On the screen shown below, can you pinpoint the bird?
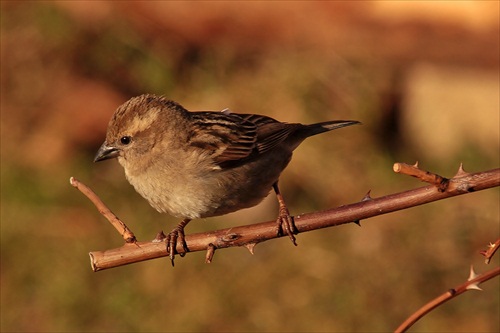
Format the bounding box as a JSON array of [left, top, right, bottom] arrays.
[[94, 94, 360, 265]]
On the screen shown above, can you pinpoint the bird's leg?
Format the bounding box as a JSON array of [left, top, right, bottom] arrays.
[[166, 218, 191, 266], [273, 182, 298, 246]]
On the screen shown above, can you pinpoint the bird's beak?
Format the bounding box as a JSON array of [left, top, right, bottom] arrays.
[[94, 142, 120, 162]]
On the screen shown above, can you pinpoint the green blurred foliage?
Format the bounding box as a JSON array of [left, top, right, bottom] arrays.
[[1, 2, 498, 332]]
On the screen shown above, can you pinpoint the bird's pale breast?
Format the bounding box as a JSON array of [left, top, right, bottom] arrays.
[[121, 145, 291, 219]]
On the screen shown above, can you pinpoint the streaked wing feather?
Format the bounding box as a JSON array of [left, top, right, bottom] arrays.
[[189, 112, 257, 164], [189, 112, 300, 166], [254, 122, 301, 153], [235, 113, 302, 153]]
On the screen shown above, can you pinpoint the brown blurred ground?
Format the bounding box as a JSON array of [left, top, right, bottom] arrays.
[[1, 2, 499, 332]]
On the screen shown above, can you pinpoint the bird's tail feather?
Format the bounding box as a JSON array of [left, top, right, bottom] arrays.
[[304, 120, 361, 137]]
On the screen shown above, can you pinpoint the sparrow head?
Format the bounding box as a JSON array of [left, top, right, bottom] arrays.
[[94, 94, 189, 163]]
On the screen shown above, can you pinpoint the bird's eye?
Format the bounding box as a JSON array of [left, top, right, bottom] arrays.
[[120, 136, 131, 145]]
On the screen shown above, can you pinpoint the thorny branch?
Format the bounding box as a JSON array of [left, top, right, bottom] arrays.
[[70, 177, 136, 243], [390, 163, 500, 332], [480, 238, 500, 264], [395, 263, 500, 332], [70, 163, 500, 271]]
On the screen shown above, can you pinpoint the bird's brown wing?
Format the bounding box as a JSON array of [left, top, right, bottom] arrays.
[[237, 114, 302, 154], [188, 112, 301, 167]]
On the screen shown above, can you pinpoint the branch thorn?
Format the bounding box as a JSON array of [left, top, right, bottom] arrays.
[[454, 163, 469, 178], [205, 243, 216, 263], [244, 242, 257, 255], [152, 230, 167, 242], [466, 283, 483, 291], [361, 190, 372, 201], [465, 266, 484, 290], [353, 190, 371, 226], [468, 265, 479, 281]]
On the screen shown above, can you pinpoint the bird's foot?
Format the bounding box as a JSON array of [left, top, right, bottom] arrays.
[[166, 219, 190, 266], [272, 181, 298, 246], [276, 206, 298, 246]]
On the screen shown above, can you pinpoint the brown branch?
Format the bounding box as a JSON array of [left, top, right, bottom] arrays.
[[480, 238, 500, 264], [71, 165, 500, 271], [393, 161, 450, 191], [395, 266, 500, 333], [69, 177, 136, 243]]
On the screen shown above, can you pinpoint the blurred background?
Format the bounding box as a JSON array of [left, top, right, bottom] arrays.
[[1, 1, 499, 332]]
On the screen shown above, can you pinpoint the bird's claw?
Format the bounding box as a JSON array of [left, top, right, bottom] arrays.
[[276, 207, 298, 246], [166, 227, 189, 266]]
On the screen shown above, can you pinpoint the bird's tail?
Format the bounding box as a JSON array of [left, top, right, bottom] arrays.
[[303, 120, 361, 137]]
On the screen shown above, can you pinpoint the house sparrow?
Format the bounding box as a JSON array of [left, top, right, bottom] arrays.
[[94, 94, 360, 264]]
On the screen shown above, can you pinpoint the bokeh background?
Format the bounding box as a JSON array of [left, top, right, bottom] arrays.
[[1, 1, 499, 332]]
